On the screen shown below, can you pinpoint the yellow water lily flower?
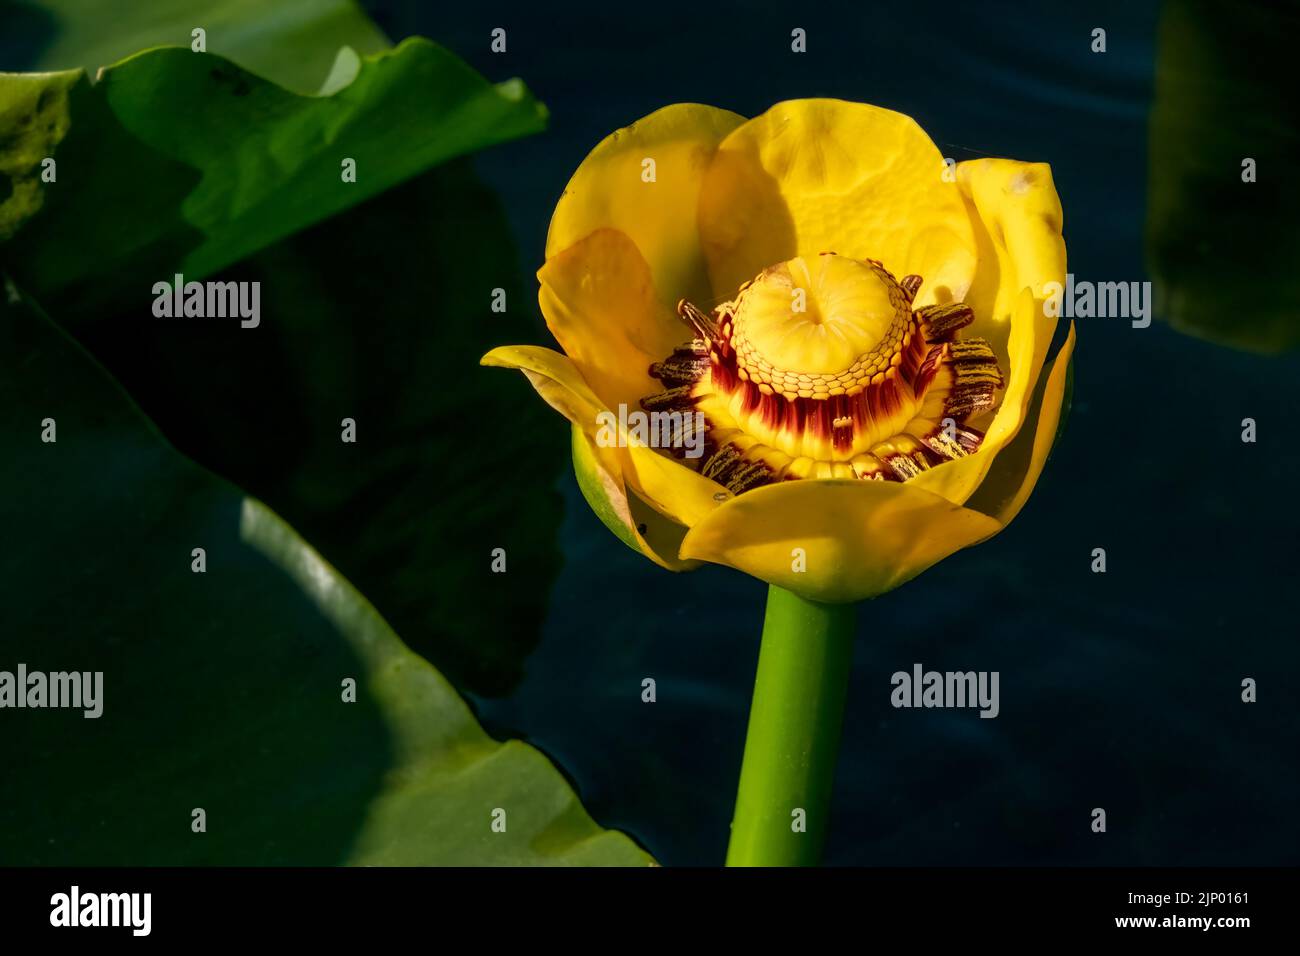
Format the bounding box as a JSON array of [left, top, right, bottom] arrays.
[[483, 99, 1073, 604]]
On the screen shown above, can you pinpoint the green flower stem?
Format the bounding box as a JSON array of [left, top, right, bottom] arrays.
[[726, 585, 856, 867]]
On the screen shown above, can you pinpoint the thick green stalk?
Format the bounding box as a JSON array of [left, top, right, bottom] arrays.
[[726, 585, 856, 867]]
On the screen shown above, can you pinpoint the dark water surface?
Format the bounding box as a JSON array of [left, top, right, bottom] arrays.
[[368, 0, 1300, 865]]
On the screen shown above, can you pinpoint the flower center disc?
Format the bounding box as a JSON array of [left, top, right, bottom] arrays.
[[643, 252, 1004, 494], [733, 255, 907, 383]]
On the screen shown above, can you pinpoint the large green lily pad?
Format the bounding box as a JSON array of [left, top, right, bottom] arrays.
[[0, 25, 564, 696], [0, 282, 650, 866]]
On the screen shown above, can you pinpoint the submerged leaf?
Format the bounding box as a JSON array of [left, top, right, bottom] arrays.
[[1146, 0, 1300, 354]]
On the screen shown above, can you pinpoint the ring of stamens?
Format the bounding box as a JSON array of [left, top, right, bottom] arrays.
[[642, 252, 1003, 495]]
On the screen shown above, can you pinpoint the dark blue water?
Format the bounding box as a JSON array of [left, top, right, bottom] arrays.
[[360, 0, 1300, 864]]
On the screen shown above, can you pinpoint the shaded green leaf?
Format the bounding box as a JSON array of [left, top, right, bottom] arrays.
[[1146, 0, 1300, 354], [0, 282, 650, 866], [0, 37, 547, 318], [3, 18, 562, 695], [0, 0, 392, 93], [74, 161, 567, 697]]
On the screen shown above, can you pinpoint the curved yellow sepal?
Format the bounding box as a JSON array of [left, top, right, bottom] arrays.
[[538, 228, 682, 413], [571, 425, 697, 572], [678, 478, 1002, 604], [957, 157, 1066, 346], [696, 98, 976, 306], [909, 158, 1067, 507], [481, 343, 729, 530], [547, 102, 747, 309], [480, 344, 603, 428], [967, 321, 1076, 524]]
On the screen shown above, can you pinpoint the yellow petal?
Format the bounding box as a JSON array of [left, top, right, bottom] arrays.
[[571, 425, 698, 571], [908, 158, 1067, 507], [537, 228, 682, 413], [678, 479, 1002, 604], [908, 288, 1039, 503], [481, 343, 727, 531], [696, 98, 976, 305], [480, 344, 603, 427], [957, 157, 1066, 351], [621, 442, 729, 529], [966, 322, 1076, 525], [547, 103, 747, 309]]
